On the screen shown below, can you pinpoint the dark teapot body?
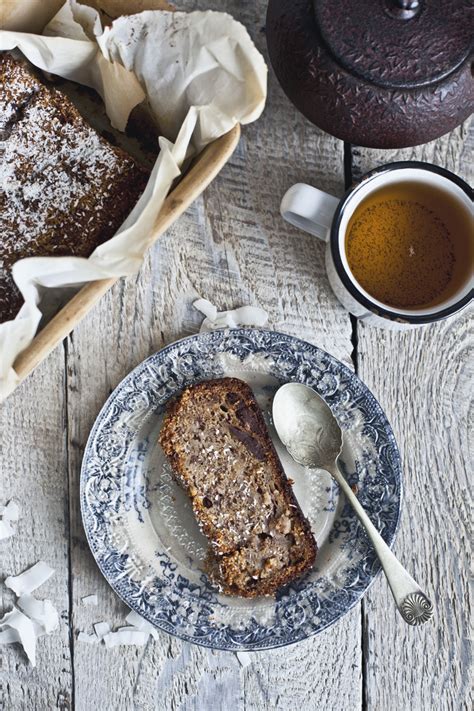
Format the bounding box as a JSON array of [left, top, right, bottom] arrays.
[[266, 0, 473, 148]]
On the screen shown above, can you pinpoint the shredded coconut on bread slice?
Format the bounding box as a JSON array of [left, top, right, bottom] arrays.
[[159, 378, 317, 597]]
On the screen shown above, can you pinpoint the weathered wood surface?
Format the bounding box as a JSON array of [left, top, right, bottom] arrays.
[[0, 352, 73, 710], [0, 1, 472, 709], [352, 121, 473, 711]]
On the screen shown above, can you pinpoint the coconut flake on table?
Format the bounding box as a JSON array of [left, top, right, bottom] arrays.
[[235, 651, 253, 668], [77, 613, 157, 647], [76, 625, 148, 647], [93, 621, 111, 640], [125, 610, 160, 640], [5, 561, 55, 596], [81, 593, 98, 606], [0, 607, 38, 666], [0, 627, 20, 644], [0, 561, 59, 666], [193, 299, 269, 333], [0, 499, 20, 519], [0, 499, 20, 540], [17, 594, 59, 634]]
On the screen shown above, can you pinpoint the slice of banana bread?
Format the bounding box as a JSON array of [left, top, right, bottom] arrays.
[[159, 378, 317, 597]]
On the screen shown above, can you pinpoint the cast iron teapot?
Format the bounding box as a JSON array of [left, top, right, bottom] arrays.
[[266, 0, 473, 148]]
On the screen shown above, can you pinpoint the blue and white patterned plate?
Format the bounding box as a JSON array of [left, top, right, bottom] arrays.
[[81, 329, 402, 650]]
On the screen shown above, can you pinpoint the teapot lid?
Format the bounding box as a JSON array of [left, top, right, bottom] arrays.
[[314, 0, 472, 89]]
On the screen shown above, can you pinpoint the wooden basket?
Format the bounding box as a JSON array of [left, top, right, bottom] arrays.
[[12, 124, 241, 390]]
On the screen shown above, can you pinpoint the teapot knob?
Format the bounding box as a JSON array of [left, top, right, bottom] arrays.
[[385, 0, 421, 19]]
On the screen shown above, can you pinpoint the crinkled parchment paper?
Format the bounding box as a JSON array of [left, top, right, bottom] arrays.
[[0, 0, 267, 399]]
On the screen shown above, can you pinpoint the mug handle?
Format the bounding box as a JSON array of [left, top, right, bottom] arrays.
[[280, 183, 340, 242]]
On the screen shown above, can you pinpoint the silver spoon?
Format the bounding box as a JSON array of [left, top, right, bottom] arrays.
[[272, 382, 434, 625]]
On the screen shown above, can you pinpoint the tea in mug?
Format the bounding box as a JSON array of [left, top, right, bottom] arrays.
[[345, 182, 473, 309]]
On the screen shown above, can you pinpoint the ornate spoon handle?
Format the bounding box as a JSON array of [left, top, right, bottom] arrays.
[[328, 461, 434, 625]]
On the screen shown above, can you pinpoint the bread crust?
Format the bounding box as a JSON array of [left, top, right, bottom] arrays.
[[0, 54, 150, 322], [159, 378, 317, 597]]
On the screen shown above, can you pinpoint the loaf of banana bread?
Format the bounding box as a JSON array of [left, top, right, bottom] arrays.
[[0, 54, 150, 323], [159, 378, 317, 597]]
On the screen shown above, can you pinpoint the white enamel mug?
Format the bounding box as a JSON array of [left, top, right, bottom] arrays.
[[281, 162, 473, 329]]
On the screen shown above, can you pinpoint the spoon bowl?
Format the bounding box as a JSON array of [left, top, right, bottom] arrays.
[[272, 382, 342, 468]]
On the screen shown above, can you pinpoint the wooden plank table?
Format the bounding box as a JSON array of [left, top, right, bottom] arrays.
[[1, 2, 471, 709]]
